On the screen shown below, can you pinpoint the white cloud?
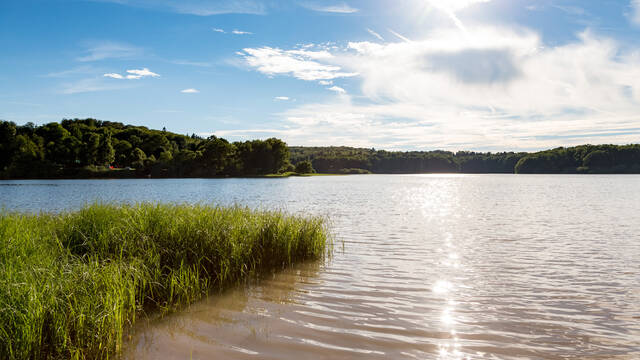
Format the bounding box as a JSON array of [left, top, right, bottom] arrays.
[[302, 2, 359, 13], [327, 86, 346, 94], [103, 73, 124, 79], [366, 28, 384, 41], [214, 28, 253, 35], [274, 96, 290, 101], [632, 0, 640, 25], [89, 0, 266, 16], [318, 80, 333, 85], [181, 88, 199, 93], [126, 68, 160, 78], [240, 26, 640, 150], [77, 41, 142, 62], [103, 68, 160, 80], [241, 46, 358, 81]]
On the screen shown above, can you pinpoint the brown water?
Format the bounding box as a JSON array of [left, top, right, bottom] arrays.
[[2, 175, 639, 359]]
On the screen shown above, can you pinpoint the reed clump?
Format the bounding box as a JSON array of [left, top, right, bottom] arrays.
[[0, 203, 329, 360]]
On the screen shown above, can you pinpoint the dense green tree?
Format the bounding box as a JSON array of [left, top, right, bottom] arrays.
[[98, 131, 115, 166], [200, 136, 234, 175], [130, 148, 147, 169], [295, 160, 315, 174], [0, 121, 17, 170], [82, 133, 101, 165]]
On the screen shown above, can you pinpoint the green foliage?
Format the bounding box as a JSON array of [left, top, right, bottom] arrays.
[[295, 160, 315, 174], [97, 130, 115, 166], [0, 119, 291, 178], [337, 168, 371, 174], [515, 144, 640, 173], [291, 145, 640, 174], [0, 203, 329, 359], [290, 146, 525, 174]]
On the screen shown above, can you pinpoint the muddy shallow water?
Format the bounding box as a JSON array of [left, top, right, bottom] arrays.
[[2, 175, 639, 359]]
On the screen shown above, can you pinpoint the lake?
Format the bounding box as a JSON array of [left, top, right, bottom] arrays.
[[1, 175, 639, 359]]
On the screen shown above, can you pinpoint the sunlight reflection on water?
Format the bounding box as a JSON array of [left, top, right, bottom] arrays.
[[1, 175, 639, 359]]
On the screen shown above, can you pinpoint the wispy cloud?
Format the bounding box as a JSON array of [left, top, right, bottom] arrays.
[[170, 59, 212, 67], [632, 0, 640, 25], [77, 41, 143, 62], [366, 28, 384, 41], [301, 2, 359, 13], [426, 0, 492, 30], [61, 77, 137, 94], [212, 27, 253, 35], [327, 86, 346, 94], [387, 29, 410, 42], [552, 4, 586, 16], [241, 46, 358, 81], [274, 96, 290, 101], [88, 0, 266, 16], [181, 88, 199, 93], [103, 68, 160, 80], [43, 66, 97, 78]]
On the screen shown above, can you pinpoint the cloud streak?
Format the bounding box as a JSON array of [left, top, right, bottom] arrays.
[[366, 28, 384, 41], [302, 2, 359, 13], [632, 0, 640, 25], [89, 0, 266, 15], [77, 41, 143, 62], [213, 28, 253, 34]]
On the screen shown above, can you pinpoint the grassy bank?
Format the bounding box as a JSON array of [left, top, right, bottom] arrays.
[[0, 203, 329, 360]]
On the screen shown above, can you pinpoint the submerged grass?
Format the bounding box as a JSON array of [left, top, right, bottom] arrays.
[[0, 203, 329, 360]]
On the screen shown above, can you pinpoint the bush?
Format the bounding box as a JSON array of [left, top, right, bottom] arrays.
[[294, 160, 315, 174]]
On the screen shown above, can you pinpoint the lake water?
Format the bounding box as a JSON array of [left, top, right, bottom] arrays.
[[2, 175, 639, 359]]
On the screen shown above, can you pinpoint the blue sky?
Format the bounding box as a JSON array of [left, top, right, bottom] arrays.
[[2, 0, 640, 151]]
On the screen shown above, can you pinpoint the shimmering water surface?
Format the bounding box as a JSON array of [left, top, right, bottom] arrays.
[[2, 175, 639, 359]]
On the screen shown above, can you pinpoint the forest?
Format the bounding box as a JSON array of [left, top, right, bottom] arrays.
[[1, 119, 639, 178], [290, 144, 640, 174], [0, 119, 290, 178]]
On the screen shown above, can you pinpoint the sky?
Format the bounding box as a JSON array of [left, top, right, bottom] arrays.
[[1, 0, 640, 151]]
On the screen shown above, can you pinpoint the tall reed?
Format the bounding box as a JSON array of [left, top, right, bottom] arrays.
[[0, 203, 329, 359]]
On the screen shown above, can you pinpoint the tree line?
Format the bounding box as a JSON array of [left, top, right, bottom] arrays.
[[1, 119, 639, 178], [0, 119, 289, 178], [290, 145, 640, 174]]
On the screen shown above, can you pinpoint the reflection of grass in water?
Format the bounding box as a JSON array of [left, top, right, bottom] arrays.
[[0, 203, 329, 360]]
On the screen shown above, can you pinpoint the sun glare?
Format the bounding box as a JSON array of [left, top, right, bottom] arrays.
[[426, 0, 491, 12]]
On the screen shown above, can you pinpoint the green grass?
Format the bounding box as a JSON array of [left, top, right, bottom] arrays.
[[0, 203, 329, 360]]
